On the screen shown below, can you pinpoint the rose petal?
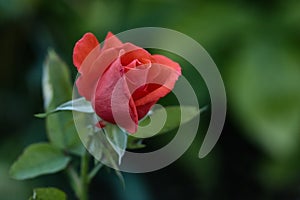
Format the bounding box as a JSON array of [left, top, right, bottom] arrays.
[[123, 57, 180, 119], [152, 54, 181, 74], [132, 84, 160, 103], [73, 32, 99, 70], [102, 32, 123, 51], [76, 43, 144, 100], [76, 48, 120, 100], [136, 100, 156, 119], [121, 49, 152, 66], [134, 62, 181, 107], [93, 57, 138, 133]]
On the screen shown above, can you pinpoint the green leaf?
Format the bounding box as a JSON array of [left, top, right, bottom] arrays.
[[55, 97, 94, 112], [126, 136, 145, 150], [132, 106, 201, 139], [29, 187, 66, 200], [10, 143, 71, 180], [105, 124, 128, 165], [73, 112, 124, 184], [42, 49, 83, 156], [35, 97, 94, 118], [76, 116, 120, 167]]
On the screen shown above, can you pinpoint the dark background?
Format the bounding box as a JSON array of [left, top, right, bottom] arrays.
[[1, 0, 300, 199]]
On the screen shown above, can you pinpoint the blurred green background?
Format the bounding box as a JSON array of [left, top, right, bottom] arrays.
[[1, 0, 300, 199]]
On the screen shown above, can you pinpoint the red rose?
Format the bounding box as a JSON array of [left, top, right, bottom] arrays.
[[73, 32, 181, 133]]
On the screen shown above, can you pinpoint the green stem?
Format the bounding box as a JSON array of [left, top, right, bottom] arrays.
[[88, 162, 103, 182], [66, 165, 81, 199], [80, 150, 90, 200]]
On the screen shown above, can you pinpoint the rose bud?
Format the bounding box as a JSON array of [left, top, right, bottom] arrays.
[[73, 32, 181, 133]]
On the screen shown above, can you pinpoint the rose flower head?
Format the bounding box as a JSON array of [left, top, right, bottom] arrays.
[[73, 32, 181, 133]]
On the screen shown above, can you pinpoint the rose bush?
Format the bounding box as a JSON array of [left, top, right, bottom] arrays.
[[73, 32, 181, 133]]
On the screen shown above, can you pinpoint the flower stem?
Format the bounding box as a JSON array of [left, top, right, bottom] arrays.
[[79, 149, 90, 200], [88, 162, 103, 182], [66, 165, 81, 199]]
